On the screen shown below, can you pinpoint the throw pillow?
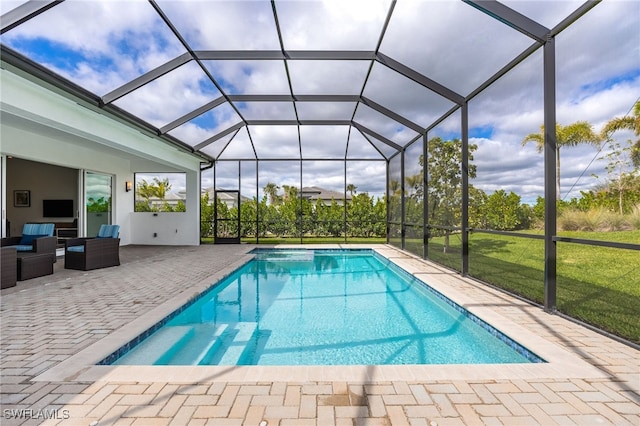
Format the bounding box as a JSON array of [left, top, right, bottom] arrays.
[[19, 234, 48, 245]]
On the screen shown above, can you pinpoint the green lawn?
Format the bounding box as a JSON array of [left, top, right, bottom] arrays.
[[426, 230, 639, 344]]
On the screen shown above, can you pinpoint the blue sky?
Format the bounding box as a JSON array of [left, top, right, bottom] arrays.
[[1, 0, 638, 201]]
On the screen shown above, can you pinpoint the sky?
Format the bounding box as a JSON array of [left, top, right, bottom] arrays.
[[1, 0, 639, 203]]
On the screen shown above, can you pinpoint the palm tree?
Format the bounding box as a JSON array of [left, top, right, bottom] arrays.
[[601, 100, 640, 167], [521, 121, 602, 199], [263, 182, 279, 205], [405, 174, 422, 198], [153, 177, 171, 200], [282, 185, 298, 200], [136, 179, 155, 202], [388, 180, 402, 196], [346, 184, 357, 197]]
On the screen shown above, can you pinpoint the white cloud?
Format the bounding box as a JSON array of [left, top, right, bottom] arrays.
[[276, 0, 391, 50], [113, 61, 224, 127], [288, 60, 371, 95], [4, 1, 186, 94], [157, 0, 281, 50], [379, 0, 534, 96]]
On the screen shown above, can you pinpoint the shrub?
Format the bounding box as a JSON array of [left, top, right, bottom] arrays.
[[600, 210, 628, 231], [628, 205, 640, 230], [558, 207, 635, 231], [558, 208, 583, 231], [582, 208, 607, 231]]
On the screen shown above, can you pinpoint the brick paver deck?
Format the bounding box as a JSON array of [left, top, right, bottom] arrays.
[[1, 244, 638, 425]]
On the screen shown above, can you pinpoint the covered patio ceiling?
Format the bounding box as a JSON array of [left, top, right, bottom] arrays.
[[1, 0, 597, 163]]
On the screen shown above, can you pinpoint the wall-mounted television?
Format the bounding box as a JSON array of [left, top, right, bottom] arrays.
[[43, 199, 74, 218]]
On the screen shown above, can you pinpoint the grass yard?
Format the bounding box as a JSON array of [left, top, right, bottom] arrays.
[[426, 230, 639, 344]]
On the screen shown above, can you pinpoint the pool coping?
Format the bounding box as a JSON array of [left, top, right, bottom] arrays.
[[34, 244, 609, 383]]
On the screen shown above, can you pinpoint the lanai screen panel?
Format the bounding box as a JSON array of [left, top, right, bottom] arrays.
[[388, 154, 403, 249], [379, 0, 535, 96], [156, 0, 282, 50], [215, 128, 257, 160], [554, 1, 639, 202], [296, 102, 358, 122], [501, 0, 586, 29], [112, 61, 223, 129], [353, 104, 420, 145], [202, 60, 292, 95], [302, 161, 345, 197], [426, 110, 462, 272], [468, 50, 544, 209], [168, 105, 243, 148], [346, 130, 387, 160], [404, 139, 424, 258], [300, 126, 349, 159], [240, 161, 259, 239], [275, 0, 392, 50], [236, 102, 297, 121], [364, 63, 456, 127], [251, 125, 300, 159], [553, 1, 640, 334], [288, 60, 372, 95]]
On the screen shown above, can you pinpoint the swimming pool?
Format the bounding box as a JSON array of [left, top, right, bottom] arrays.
[[105, 249, 543, 366]]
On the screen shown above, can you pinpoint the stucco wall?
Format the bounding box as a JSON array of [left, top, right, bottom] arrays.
[[1, 66, 203, 245]]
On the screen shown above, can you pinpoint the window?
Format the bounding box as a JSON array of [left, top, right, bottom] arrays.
[[134, 173, 186, 212]]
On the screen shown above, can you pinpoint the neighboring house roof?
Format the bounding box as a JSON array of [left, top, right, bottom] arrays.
[[202, 188, 250, 203], [163, 192, 185, 201], [299, 186, 352, 202]]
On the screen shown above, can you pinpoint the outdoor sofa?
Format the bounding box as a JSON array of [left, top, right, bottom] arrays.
[[1, 224, 57, 283]]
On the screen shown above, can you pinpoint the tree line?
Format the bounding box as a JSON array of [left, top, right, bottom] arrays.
[[200, 101, 639, 239], [201, 189, 386, 239]]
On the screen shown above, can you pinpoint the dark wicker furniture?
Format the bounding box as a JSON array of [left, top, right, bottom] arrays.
[[1, 247, 17, 289], [64, 237, 121, 271], [17, 253, 54, 281], [1, 223, 57, 263]]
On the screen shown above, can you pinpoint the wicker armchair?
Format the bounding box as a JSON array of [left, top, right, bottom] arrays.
[[1, 223, 57, 263], [64, 225, 120, 271]]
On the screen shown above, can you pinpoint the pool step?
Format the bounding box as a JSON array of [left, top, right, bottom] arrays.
[[217, 322, 258, 365], [164, 324, 228, 365], [257, 250, 314, 262], [114, 326, 194, 365]]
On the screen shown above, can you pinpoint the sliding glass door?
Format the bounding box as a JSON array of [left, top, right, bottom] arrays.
[[85, 171, 112, 236]]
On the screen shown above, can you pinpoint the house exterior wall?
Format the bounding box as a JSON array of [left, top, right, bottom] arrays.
[[0, 67, 203, 245]]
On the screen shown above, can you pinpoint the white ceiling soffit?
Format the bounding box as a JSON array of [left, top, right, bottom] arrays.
[[0, 0, 598, 162]]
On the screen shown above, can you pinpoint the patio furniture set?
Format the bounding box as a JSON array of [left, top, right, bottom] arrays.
[[1, 223, 120, 289]]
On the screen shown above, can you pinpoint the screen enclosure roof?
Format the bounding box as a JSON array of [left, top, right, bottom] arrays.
[[0, 0, 598, 163]]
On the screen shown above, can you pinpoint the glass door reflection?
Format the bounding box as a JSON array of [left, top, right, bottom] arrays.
[[85, 171, 112, 236]]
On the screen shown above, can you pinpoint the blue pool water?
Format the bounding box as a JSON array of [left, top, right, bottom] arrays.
[[107, 249, 543, 366]]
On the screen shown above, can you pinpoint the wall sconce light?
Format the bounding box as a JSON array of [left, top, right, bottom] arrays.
[[125, 181, 132, 192]]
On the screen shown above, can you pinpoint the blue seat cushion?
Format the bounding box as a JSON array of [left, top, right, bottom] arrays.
[[97, 225, 120, 238], [23, 223, 54, 237], [15, 244, 35, 252], [19, 234, 48, 245], [66, 245, 85, 253]]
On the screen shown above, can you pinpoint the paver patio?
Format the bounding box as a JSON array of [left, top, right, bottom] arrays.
[[1, 244, 638, 425]]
